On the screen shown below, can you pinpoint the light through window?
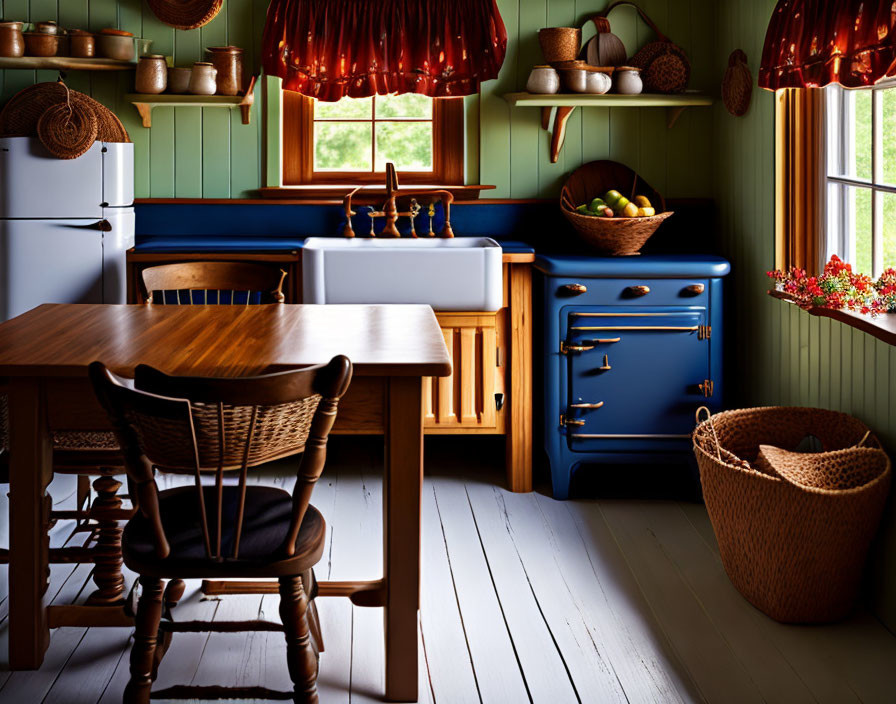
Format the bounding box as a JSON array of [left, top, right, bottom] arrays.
[[825, 82, 896, 277], [313, 94, 433, 174]]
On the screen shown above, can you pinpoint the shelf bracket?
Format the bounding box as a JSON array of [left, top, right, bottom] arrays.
[[546, 105, 577, 163], [666, 106, 686, 129], [239, 74, 257, 125], [133, 102, 152, 128]]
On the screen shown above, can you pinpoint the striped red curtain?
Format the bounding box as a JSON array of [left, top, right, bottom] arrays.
[[759, 0, 896, 89], [262, 0, 507, 101]]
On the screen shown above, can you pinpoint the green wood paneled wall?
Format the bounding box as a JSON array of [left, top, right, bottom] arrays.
[[0, 0, 717, 199], [0, 0, 270, 198], [715, 0, 896, 632]]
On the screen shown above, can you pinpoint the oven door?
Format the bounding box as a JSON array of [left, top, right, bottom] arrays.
[[561, 306, 710, 453]]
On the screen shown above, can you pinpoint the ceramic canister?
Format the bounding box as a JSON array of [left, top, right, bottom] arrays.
[[167, 67, 192, 94], [205, 46, 244, 96], [584, 70, 612, 94], [189, 61, 217, 95], [615, 66, 643, 95], [526, 65, 560, 94], [0, 21, 25, 58], [68, 30, 95, 59], [135, 54, 167, 94]]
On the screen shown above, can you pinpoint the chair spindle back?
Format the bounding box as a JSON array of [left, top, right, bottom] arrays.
[[89, 357, 352, 561], [139, 262, 288, 305]]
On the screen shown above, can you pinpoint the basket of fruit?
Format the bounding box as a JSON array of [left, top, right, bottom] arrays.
[[560, 160, 673, 255]]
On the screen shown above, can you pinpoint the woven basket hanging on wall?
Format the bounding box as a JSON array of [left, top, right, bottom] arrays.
[[37, 89, 98, 160], [722, 49, 753, 116], [146, 0, 224, 31]]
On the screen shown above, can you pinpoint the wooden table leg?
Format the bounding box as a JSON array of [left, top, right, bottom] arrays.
[[8, 377, 52, 669], [383, 376, 423, 702], [507, 264, 533, 493]]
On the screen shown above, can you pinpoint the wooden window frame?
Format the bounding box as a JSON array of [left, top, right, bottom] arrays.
[[282, 93, 464, 186]]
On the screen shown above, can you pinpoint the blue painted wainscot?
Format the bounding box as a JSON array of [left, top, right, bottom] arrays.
[[534, 254, 731, 499]]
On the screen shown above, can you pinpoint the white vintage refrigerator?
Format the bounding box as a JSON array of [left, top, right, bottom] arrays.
[[0, 136, 135, 322]]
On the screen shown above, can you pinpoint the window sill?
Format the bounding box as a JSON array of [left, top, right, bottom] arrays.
[[769, 290, 896, 346], [257, 184, 495, 203]]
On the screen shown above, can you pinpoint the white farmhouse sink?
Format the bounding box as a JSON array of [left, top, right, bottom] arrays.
[[302, 237, 503, 311]]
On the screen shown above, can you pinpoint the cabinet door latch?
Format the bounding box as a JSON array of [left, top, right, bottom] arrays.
[[698, 380, 714, 397], [560, 341, 595, 354], [698, 325, 712, 340], [560, 414, 586, 428]]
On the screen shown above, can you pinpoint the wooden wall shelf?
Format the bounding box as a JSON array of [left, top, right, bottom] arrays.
[[126, 75, 256, 128], [769, 289, 896, 347], [503, 91, 715, 162], [0, 56, 136, 71]]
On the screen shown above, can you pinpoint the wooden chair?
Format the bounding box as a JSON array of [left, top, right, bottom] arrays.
[[89, 355, 352, 704], [139, 261, 288, 305]]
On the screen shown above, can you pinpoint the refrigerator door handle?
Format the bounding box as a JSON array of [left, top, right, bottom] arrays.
[[64, 219, 112, 232]]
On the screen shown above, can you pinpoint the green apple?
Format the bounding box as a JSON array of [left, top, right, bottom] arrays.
[[612, 195, 630, 214], [603, 190, 623, 209], [589, 197, 607, 212], [576, 204, 590, 214]]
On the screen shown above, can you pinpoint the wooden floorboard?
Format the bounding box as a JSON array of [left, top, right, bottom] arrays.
[[0, 439, 895, 703]]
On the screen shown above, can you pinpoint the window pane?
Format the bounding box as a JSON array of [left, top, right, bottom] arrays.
[[375, 122, 432, 171], [375, 93, 432, 119], [850, 90, 872, 180], [884, 192, 896, 270], [315, 96, 373, 120], [882, 88, 896, 186], [851, 186, 873, 274], [314, 122, 372, 171]]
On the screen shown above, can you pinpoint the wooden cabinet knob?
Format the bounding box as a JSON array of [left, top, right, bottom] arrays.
[[683, 283, 705, 296], [624, 285, 650, 297], [560, 283, 587, 295]]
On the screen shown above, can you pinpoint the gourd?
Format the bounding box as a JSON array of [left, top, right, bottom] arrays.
[[585, 17, 627, 67]]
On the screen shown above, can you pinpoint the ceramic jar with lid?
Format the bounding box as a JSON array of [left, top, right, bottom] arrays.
[[189, 62, 217, 95], [526, 65, 560, 94], [23, 31, 57, 57], [615, 66, 643, 95], [0, 21, 24, 58], [33, 21, 58, 35], [206, 46, 244, 96], [584, 70, 612, 94], [68, 30, 95, 58], [135, 54, 167, 94]]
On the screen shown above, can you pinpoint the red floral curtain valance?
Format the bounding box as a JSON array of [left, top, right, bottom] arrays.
[[262, 0, 507, 101], [759, 0, 896, 90]]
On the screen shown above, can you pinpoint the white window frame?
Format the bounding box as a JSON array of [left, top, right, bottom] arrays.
[[825, 80, 896, 277]]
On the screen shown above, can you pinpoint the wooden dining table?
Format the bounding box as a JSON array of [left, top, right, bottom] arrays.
[[0, 302, 451, 702]]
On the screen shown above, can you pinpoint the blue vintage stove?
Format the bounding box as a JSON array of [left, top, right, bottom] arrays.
[[534, 254, 731, 499]]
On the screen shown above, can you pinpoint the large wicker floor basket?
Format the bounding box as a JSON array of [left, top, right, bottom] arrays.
[[693, 406, 892, 623]]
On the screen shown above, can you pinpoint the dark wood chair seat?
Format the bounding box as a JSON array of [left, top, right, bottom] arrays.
[[123, 485, 325, 579]]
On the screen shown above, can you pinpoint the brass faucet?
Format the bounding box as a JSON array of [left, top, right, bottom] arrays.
[[342, 163, 454, 238]]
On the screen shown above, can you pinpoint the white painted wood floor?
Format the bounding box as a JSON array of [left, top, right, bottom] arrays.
[[1, 436, 895, 703]]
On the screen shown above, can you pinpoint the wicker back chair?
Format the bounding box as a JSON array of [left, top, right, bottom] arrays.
[[89, 356, 352, 704], [139, 261, 287, 305]]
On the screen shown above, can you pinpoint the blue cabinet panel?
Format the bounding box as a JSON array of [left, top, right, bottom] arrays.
[[537, 255, 730, 499]]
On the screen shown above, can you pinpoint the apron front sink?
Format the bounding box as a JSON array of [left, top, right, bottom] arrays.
[[302, 237, 503, 311]]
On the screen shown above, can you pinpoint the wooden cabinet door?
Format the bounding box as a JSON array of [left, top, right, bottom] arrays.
[[424, 312, 504, 431]]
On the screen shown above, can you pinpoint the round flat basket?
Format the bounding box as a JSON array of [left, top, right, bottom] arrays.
[[37, 101, 98, 160], [80, 94, 131, 143], [147, 0, 224, 30], [560, 160, 673, 255]]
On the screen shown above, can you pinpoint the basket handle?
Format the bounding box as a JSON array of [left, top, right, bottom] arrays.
[[596, 1, 670, 43], [695, 406, 722, 461]]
